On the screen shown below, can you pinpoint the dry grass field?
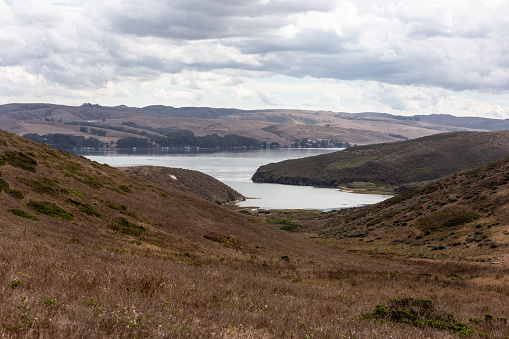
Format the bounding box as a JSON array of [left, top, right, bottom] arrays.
[[1, 129, 509, 338], [2, 219, 509, 338]]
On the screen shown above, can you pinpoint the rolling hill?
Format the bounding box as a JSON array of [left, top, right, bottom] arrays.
[[119, 166, 245, 205], [252, 130, 509, 193], [1, 129, 509, 338], [0, 103, 489, 148], [300, 152, 509, 263]]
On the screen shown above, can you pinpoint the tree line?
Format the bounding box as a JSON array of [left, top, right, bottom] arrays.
[[22, 133, 105, 150]]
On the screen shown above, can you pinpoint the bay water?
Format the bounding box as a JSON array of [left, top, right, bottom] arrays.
[[81, 148, 391, 210]]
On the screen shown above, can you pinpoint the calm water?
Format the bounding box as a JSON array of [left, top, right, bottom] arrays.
[[81, 148, 391, 210]]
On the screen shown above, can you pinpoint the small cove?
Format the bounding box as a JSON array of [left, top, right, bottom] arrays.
[[81, 148, 391, 210]]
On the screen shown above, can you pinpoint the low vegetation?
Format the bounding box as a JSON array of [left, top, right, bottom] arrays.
[[67, 199, 101, 217], [26, 201, 75, 221], [0, 150, 38, 172], [363, 298, 474, 336], [7, 208, 39, 221], [110, 217, 147, 236]]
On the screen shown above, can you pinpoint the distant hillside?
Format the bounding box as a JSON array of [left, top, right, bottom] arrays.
[[0, 103, 486, 148], [302, 153, 509, 261], [119, 166, 244, 205], [252, 130, 509, 193], [415, 114, 509, 131]]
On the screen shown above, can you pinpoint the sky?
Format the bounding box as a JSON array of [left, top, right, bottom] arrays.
[[1, 0, 509, 118]]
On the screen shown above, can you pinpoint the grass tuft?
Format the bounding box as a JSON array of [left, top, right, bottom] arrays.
[[7, 208, 39, 221], [417, 208, 481, 232], [67, 199, 101, 217], [363, 298, 474, 335], [26, 201, 74, 220], [110, 217, 147, 236], [0, 151, 37, 172]]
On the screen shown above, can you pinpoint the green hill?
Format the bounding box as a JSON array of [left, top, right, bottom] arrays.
[[253, 130, 509, 193]]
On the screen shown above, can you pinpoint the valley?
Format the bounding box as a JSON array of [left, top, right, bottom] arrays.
[[1, 123, 509, 337]]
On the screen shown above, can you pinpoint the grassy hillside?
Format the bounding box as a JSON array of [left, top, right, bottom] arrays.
[[1, 129, 509, 337], [0, 103, 478, 148], [300, 153, 509, 262], [253, 130, 509, 193], [119, 166, 245, 205]]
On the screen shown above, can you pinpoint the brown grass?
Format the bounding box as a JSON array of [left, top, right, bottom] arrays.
[[1, 129, 509, 338], [2, 216, 509, 338]]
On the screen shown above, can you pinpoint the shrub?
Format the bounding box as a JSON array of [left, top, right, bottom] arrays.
[[110, 217, 147, 236], [7, 209, 39, 221], [119, 185, 132, 193], [107, 203, 120, 210], [26, 201, 74, 221], [0, 151, 37, 172], [6, 189, 24, 199], [417, 208, 481, 232], [0, 178, 9, 191], [74, 174, 103, 189], [67, 199, 101, 217], [61, 188, 84, 199], [363, 298, 473, 335]]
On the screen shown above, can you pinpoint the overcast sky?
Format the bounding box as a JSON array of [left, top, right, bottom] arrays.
[[1, 0, 509, 118]]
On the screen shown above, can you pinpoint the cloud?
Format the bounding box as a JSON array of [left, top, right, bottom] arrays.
[[102, 0, 335, 40], [0, 0, 508, 117], [258, 92, 285, 106], [300, 91, 342, 112], [231, 85, 257, 102], [365, 83, 451, 111], [150, 88, 202, 104]]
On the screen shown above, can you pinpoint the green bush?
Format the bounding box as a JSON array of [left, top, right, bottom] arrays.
[[7, 209, 39, 221], [6, 190, 24, 199], [0, 178, 9, 191], [67, 199, 101, 217], [363, 298, 473, 335], [417, 208, 481, 232], [110, 217, 147, 236], [0, 151, 37, 172], [26, 201, 74, 221], [107, 203, 120, 210], [61, 188, 84, 199], [118, 185, 132, 193]]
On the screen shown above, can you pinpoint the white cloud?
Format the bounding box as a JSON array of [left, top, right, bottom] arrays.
[[300, 91, 342, 112], [0, 0, 507, 118], [150, 88, 202, 105], [231, 85, 257, 102], [259, 92, 285, 106], [365, 83, 451, 111]]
